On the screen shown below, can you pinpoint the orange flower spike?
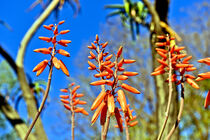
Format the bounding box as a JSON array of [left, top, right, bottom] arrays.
[[121, 83, 140, 94], [60, 30, 70, 34], [118, 75, 128, 80], [52, 57, 60, 69], [60, 99, 70, 104], [60, 88, 68, 93], [91, 91, 107, 110], [57, 49, 70, 57], [157, 51, 167, 59], [33, 60, 48, 72], [60, 95, 69, 99], [88, 61, 96, 69], [34, 48, 52, 54], [198, 72, 210, 79], [122, 71, 139, 76], [204, 90, 210, 109], [129, 121, 138, 127], [123, 59, 136, 64], [90, 80, 106, 86], [151, 69, 165, 76], [91, 101, 106, 125], [63, 104, 72, 111], [59, 60, 70, 76], [102, 41, 108, 48], [89, 51, 96, 59], [115, 107, 123, 132], [100, 104, 108, 125], [105, 54, 113, 61], [72, 85, 80, 94], [117, 46, 123, 58], [186, 78, 199, 89], [117, 90, 128, 112], [43, 25, 52, 30], [39, 36, 52, 42]]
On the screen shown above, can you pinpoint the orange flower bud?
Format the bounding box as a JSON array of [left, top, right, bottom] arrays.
[[53, 26, 58, 35], [118, 67, 125, 71], [74, 107, 84, 113], [60, 89, 68, 93], [90, 80, 106, 86], [36, 64, 47, 76], [58, 40, 71, 44], [155, 42, 166, 47], [151, 69, 165, 76], [39, 36, 52, 42], [107, 63, 115, 68], [157, 51, 167, 59], [59, 60, 70, 76], [75, 93, 84, 98], [52, 57, 60, 69], [33, 60, 48, 72], [102, 41, 108, 48], [81, 109, 89, 116], [98, 51, 103, 61], [58, 20, 65, 25], [117, 90, 127, 112], [185, 67, 196, 72], [108, 94, 115, 115], [154, 65, 165, 72], [117, 46, 123, 58], [60, 30, 70, 34], [204, 90, 210, 109], [117, 58, 124, 67], [60, 95, 69, 99], [123, 59, 136, 64], [100, 104, 107, 125], [60, 99, 70, 104], [57, 49, 70, 57], [105, 66, 113, 74], [186, 78, 199, 89], [121, 83, 140, 94], [182, 56, 192, 63], [198, 72, 210, 79], [72, 85, 80, 94], [118, 75, 128, 80], [105, 54, 113, 61], [88, 61, 96, 69], [177, 54, 187, 59], [91, 91, 107, 110], [96, 34, 99, 42], [195, 77, 206, 81], [43, 25, 52, 30], [174, 46, 185, 52], [94, 72, 109, 78], [175, 63, 190, 68], [78, 100, 87, 105], [184, 74, 196, 79], [157, 35, 165, 39], [157, 59, 168, 66], [91, 101, 106, 125], [91, 43, 97, 49], [122, 71, 138, 76], [89, 51, 96, 59], [155, 48, 167, 53], [115, 107, 123, 132], [129, 121, 138, 127], [63, 104, 71, 111]]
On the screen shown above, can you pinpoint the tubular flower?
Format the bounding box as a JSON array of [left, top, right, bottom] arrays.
[[151, 35, 199, 89], [32, 20, 70, 76], [196, 57, 210, 108], [60, 83, 89, 116], [88, 34, 141, 129]]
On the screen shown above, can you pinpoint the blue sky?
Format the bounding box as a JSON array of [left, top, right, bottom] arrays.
[[0, 0, 207, 139]]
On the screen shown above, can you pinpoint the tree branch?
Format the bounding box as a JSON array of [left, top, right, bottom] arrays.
[[0, 93, 36, 140]]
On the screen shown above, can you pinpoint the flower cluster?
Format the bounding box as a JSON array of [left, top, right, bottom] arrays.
[[151, 35, 199, 89], [88, 35, 140, 131], [196, 57, 210, 108], [60, 82, 89, 116], [32, 20, 70, 76]]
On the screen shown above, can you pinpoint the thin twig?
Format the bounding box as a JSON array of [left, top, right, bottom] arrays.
[[157, 38, 173, 140], [166, 80, 184, 139], [102, 113, 111, 140], [69, 87, 75, 140], [24, 60, 53, 140], [124, 114, 130, 140]]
